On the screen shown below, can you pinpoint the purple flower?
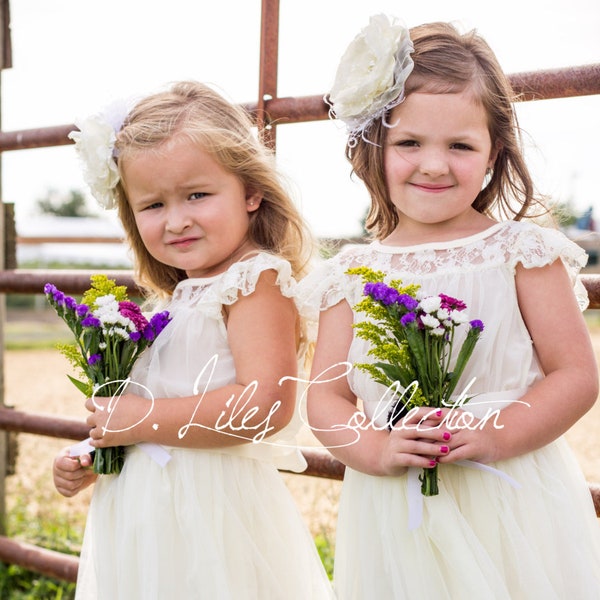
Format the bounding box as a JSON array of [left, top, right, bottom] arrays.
[[81, 315, 102, 328], [400, 312, 417, 326], [439, 294, 467, 311], [129, 331, 142, 342], [119, 300, 148, 332], [76, 304, 90, 317], [138, 311, 172, 342], [143, 328, 156, 341], [148, 311, 172, 336], [364, 282, 400, 306], [44, 283, 57, 295], [397, 294, 419, 310], [65, 296, 77, 311], [88, 354, 102, 365], [470, 319, 484, 332], [52, 289, 66, 306]]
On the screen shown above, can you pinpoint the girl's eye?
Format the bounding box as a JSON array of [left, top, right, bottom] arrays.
[[393, 139, 419, 148], [451, 142, 473, 151], [144, 201, 163, 210], [189, 192, 207, 200]]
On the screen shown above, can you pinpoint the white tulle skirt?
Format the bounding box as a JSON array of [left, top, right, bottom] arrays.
[[333, 437, 600, 600], [75, 445, 333, 599]]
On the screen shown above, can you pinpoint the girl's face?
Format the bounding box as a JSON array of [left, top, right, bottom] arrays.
[[383, 90, 497, 243], [123, 135, 262, 278]]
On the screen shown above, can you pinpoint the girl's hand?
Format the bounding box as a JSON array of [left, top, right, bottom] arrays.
[[53, 447, 97, 497], [377, 407, 453, 476], [85, 393, 151, 448], [435, 409, 502, 464]]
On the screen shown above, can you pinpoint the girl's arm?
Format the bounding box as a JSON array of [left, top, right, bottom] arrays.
[[307, 298, 450, 476], [85, 269, 299, 449], [439, 258, 599, 464]]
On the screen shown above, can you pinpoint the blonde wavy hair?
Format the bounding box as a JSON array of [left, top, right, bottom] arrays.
[[113, 81, 314, 298], [346, 21, 548, 240]]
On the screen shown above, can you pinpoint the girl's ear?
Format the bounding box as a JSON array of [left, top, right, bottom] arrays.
[[246, 190, 263, 213], [488, 143, 501, 169]]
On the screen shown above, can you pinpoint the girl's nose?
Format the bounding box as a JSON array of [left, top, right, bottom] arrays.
[[419, 149, 449, 177], [165, 206, 192, 233]]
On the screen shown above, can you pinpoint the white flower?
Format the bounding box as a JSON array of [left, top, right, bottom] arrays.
[[68, 99, 130, 210], [93, 295, 127, 326], [429, 327, 446, 337], [327, 14, 414, 143], [450, 310, 469, 325], [419, 296, 442, 314], [437, 308, 451, 321], [112, 327, 131, 340], [420, 314, 440, 330]]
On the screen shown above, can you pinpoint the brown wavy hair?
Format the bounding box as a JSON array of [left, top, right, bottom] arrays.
[[345, 21, 548, 240], [113, 81, 314, 298]]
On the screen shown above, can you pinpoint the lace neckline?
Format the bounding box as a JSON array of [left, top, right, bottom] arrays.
[[173, 251, 266, 290], [176, 273, 222, 288], [370, 222, 505, 254]]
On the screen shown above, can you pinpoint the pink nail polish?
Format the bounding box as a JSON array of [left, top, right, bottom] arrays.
[[429, 459, 437, 467], [443, 431, 451, 441], [440, 445, 449, 454], [435, 409, 443, 417]]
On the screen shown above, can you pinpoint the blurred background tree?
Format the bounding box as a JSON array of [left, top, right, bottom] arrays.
[[35, 189, 94, 218]]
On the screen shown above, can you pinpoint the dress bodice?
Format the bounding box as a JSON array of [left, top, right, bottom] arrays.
[[297, 221, 588, 424], [129, 252, 307, 471]]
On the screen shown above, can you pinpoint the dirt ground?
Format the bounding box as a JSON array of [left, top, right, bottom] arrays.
[[3, 323, 600, 541]]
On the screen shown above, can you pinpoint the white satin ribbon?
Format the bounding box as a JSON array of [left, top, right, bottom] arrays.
[[69, 438, 172, 468], [407, 460, 521, 530]]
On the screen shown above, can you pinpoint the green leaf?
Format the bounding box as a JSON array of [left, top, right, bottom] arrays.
[[373, 361, 414, 388], [67, 374, 92, 395], [444, 328, 482, 399]]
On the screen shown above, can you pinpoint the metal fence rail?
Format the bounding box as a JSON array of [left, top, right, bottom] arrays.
[[0, 0, 599, 587]]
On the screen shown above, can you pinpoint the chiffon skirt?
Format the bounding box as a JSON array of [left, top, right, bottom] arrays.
[[333, 437, 600, 599], [75, 446, 333, 599]]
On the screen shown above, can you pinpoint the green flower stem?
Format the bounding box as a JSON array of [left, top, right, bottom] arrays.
[[91, 393, 126, 475], [421, 464, 439, 496], [93, 445, 126, 475]]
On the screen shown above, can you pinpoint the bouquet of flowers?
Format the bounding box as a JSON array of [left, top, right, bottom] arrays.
[[348, 266, 484, 496], [44, 274, 171, 475]]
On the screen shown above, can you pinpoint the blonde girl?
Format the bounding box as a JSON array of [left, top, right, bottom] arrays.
[[53, 81, 333, 599]]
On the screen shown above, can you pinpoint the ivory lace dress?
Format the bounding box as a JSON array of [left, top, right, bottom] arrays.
[[298, 220, 600, 600], [74, 253, 333, 600]]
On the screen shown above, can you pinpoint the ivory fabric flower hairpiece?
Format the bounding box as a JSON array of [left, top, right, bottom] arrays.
[[68, 99, 130, 210], [325, 14, 414, 145]]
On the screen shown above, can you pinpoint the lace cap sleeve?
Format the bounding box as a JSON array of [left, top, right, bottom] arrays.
[[197, 253, 296, 320], [508, 221, 590, 309], [296, 245, 369, 322]]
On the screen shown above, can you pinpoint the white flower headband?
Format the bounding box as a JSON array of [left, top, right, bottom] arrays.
[[325, 14, 414, 146], [68, 99, 131, 210]]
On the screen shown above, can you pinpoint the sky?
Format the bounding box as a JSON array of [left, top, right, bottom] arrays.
[[1, 0, 599, 241]]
